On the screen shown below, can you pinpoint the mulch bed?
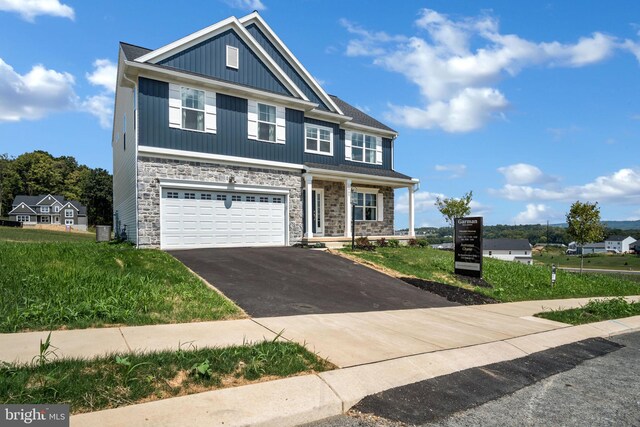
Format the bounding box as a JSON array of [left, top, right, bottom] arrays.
[[400, 277, 498, 305]]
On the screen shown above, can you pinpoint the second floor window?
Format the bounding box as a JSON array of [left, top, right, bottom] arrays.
[[65, 209, 74, 218], [352, 133, 377, 164], [258, 103, 276, 142], [40, 206, 49, 213], [182, 87, 205, 131], [305, 124, 333, 155]]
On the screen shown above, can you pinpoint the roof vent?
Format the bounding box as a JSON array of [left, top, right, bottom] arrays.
[[226, 45, 239, 69]]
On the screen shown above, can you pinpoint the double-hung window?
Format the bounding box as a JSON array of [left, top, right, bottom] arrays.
[[65, 209, 74, 218], [40, 206, 49, 213], [305, 124, 333, 155], [181, 87, 205, 131], [54, 206, 60, 213], [351, 133, 377, 164], [353, 192, 378, 221], [257, 103, 276, 142]]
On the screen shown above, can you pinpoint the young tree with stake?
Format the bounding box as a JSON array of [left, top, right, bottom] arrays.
[[435, 191, 473, 242]]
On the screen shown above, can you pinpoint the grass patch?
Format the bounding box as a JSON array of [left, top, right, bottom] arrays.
[[0, 227, 95, 243], [0, 340, 333, 414], [0, 241, 242, 332], [536, 297, 640, 325], [533, 247, 640, 271], [343, 247, 640, 302]]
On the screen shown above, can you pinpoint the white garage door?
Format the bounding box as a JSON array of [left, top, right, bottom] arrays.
[[161, 188, 286, 249]]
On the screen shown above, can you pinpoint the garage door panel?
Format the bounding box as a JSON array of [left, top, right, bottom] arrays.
[[161, 189, 286, 249]]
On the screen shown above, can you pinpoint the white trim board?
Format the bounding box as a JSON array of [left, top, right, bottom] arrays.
[[159, 179, 291, 195], [134, 16, 308, 102], [8, 202, 37, 215], [138, 145, 304, 172], [239, 12, 343, 115]]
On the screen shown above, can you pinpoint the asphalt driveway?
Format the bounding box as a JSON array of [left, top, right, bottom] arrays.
[[169, 247, 457, 317]]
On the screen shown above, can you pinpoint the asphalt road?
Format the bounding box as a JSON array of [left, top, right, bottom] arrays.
[[169, 247, 457, 317], [305, 331, 640, 427]]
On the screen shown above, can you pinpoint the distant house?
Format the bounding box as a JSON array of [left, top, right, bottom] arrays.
[[579, 242, 606, 255], [8, 194, 87, 231], [604, 235, 636, 254], [483, 238, 532, 265], [430, 242, 454, 250]]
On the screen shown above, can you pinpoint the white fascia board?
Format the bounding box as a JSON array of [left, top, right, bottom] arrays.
[[8, 203, 37, 215], [341, 122, 398, 139], [36, 194, 59, 205], [304, 167, 418, 187], [134, 17, 308, 101], [239, 12, 344, 115], [305, 109, 352, 124], [138, 146, 304, 172], [61, 202, 80, 211], [126, 60, 318, 112], [159, 179, 290, 195]]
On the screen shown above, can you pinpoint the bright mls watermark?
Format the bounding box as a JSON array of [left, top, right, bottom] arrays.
[[2, 405, 69, 426]]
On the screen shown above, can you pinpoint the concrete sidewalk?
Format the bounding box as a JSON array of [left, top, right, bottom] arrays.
[[2, 296, 639, 367]]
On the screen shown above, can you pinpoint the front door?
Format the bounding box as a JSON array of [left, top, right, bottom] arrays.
[[313, 189, 324, 236]]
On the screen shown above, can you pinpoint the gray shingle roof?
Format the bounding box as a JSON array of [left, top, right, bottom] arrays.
[[12, 195, 86, 216], [329, 95, 396, 133], [484, 238, 532, 251], [120, 42, 152, 61], [304, 162, 412, 180]]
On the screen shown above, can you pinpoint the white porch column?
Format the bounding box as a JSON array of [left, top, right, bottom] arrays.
[[304, 173, 313, 238], [408, 185, 415, 237], [344, 179, 352, 237]]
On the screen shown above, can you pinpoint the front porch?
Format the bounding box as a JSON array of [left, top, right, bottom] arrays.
[[301, 164, 418, 242]]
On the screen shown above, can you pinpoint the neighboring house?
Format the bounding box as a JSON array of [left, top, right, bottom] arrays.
[[113, 12, 418, 249], [579, 242, 607, 255], [430, 242, 454, 250], [8, 194, 88, 231], [604, 235, 636, 254], [483, 238, 533, 265], [566, 241, 578, 255]]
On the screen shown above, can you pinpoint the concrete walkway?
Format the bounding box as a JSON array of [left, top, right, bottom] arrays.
[[2, 297, 639, 367], [1, 297, 639, 427]]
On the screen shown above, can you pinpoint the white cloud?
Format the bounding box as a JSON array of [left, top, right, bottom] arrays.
[[434, 163, 467, 178], [492, 167, 640, 203], [469, 200, 492, 217], [86, 59, 117, 93], [224, 0, 265, 11], [82, 94, 113, 129], [396, 191, 445, 214], [514, 204, 551, 224], [497, 163, 557, 185], [0, 58, 77, 122], [0, 0, 74, 21], [342, 8, 624, 132]]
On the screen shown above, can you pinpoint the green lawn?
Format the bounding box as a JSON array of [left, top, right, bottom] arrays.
[[537, 297, 640, 325], [344, 247, 640, 302], [0, 240, 242, 332], [0, 339, 332, 414], [533, 247, 640, 271], [0, 226, 95, 243]]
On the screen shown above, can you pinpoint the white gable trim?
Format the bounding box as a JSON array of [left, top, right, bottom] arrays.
[[36, 194, 61, 206], [239, 12, 344, 115], [60, 202, 80, 211], [134, 17, 308, 102], [9, 202, 37, 215]]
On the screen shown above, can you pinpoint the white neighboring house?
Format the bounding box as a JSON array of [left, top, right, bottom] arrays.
[[604, 235, 637, 254], [483, 238, 533, 265]]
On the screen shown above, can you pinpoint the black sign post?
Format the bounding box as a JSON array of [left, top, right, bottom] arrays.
[[454, 216, 483, 278]]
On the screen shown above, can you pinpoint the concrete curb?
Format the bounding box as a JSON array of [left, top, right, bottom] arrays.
[[70, 315, 640, 427]]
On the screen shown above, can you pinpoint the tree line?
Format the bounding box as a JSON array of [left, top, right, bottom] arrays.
[[0, 151, 112, 226]]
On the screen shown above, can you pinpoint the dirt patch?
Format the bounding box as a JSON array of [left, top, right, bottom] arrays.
[[400, 277, 498, 305]]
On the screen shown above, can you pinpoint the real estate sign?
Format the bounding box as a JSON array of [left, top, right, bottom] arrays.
[[454, 216, 483, 278]]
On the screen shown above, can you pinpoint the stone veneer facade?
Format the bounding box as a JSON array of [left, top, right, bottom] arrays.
[[312, 180, 394, 237], [136, 157, 395, 247], [137, 156, 303, 247]]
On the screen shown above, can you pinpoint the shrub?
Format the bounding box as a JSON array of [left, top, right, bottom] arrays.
[[408, 238, 419, 247], [355, 236, 375, 251], [388, 239, 400, 248], [417, 239, 429, 247], [376, 238, 389, 247]]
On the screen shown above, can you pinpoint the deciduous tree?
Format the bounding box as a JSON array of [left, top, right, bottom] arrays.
[[566, 201, 605, 273]]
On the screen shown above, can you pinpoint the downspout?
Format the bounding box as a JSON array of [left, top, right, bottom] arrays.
[[122, 73, 140, 247]]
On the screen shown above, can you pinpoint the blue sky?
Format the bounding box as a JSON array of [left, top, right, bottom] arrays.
[[0, 0, 639, 228]]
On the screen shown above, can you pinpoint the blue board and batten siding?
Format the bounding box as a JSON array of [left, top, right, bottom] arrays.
[[158, 29, 292, 97], [138, 77, 392, 169], [245, 24, 330, 111]]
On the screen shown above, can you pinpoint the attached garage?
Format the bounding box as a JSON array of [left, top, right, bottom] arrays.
[[160, 188, 287, 249]]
